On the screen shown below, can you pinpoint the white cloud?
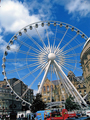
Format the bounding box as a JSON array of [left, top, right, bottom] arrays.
[[0, 36, 20, 53], [56, 0, 90, 18], [52, 0, 90, 19], [0, 0, 53, 53], [12, 62, 24, 67], [66, 0, 90, 17], [1, 0, 90, 34], [23, 0, 53, 20], [0, 28, 2, 33], [10, 44, 19, 51], [0, 36, 7, 53], [0, 0, 40, 33]]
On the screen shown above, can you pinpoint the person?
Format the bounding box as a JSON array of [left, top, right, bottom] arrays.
[[32, 116, 34, 120], [29, 114, 31, 120], [21, 114, 24, 118], [19, 115, 21, 119]]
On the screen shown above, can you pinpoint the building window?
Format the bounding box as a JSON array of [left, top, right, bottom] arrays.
[[43, 93, 46, 96], [78, 85, 80, 88], [48, 97, 50, 100], [79, 90, 82, 94], [62, 91, 64, 94], [47, 86, 49, 91], [43, 86, 46, 92], [44, 98, 46, 101], [84, 90, 86, 94]]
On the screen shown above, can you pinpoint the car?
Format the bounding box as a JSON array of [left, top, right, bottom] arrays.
[[76, 113, 81, 117], [66, 117, 90, 120], [66, 118, 78, 120]]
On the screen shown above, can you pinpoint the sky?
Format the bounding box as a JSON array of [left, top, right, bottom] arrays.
[[0, 0, 90, 95]]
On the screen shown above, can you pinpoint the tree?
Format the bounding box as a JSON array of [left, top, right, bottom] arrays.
[[30, 93, 46, 113], [65, 95, 80, 111]]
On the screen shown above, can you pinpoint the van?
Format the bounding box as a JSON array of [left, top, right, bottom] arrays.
[[86, 110, 90, 117]]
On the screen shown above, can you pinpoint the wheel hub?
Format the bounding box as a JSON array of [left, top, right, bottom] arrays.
[[48, 53, 56, 60]]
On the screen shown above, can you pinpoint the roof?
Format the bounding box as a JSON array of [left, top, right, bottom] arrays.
[[52, 80, 61, 85], [76, 76, 84, 81], [83, 37, 90, 49]]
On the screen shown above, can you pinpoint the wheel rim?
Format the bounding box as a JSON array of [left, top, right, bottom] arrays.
[[2, 21, 88, 106]]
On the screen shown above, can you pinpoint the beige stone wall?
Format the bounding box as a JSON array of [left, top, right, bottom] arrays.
[[0, 80, 7, 87], [80, 40, 90, 102], [41, 77, 86, 103]]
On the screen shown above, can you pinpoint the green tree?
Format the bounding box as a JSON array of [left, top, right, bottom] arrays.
[[65, 95, 80, 111], [30, 93, 46, 113]]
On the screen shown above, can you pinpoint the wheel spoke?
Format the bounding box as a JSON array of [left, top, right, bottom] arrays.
[[54, 60, 87, 106], [53, 25, 58, 48], [20, 61, 47, 81], [17, 50, 39, 57], [11, 61, 47, 87], [64, 59, 79, 63], [7, 61, 41, 74], [60, 62, 82, 72], [21, 62, 48, 97], [16, 38, 41, 53], [63, 42, 84, 54], [3, 21, 88, 106], [35, 27, 47, 49], [64, 53, 80, 58], [25, 32, 47, 55], [6, 58, 39, 62], [54, 28, 68, 53], [61, 34, 78, 50], [46, 24, 50, 51], [56, 69, 71, 96], [54, 66, 67, 100], [38, 60, 51, 93], [56, 61, 69, 73]]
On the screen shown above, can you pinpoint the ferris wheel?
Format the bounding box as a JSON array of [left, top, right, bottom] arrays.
[[2, 21, 88, 107]]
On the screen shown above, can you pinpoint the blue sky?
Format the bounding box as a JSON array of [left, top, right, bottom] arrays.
[[0, 0, 90, 94]]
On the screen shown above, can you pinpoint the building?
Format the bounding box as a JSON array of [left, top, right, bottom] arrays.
[[0, 78, 33, 115], [8, 78, 33, 104], [39, 71, 87, 104], [40, 78, 62, 103], [80, 38, 90, 102], [67, 71, 87, 98]]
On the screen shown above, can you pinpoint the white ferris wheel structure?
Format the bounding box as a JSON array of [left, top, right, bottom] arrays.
[[2, 21, 89, 108]]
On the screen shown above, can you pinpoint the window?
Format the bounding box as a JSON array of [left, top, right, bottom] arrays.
[[43, 86, 46, 91], [78, 85, 80, 88], [79, 91, 82, 94], [84, 90, 86, 93], [43, 93, 46, 96], [44, 98, 46, 101], [31, 90, 33, 94], [48, 97, 50, 100], [62, 91, 64, 94], [47, 86, 49, 91]]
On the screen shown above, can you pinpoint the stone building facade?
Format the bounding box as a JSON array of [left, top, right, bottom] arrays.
[[39, 71, 87, 104], [80, 38, 90, 102], [40, 78, 65, 103]]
